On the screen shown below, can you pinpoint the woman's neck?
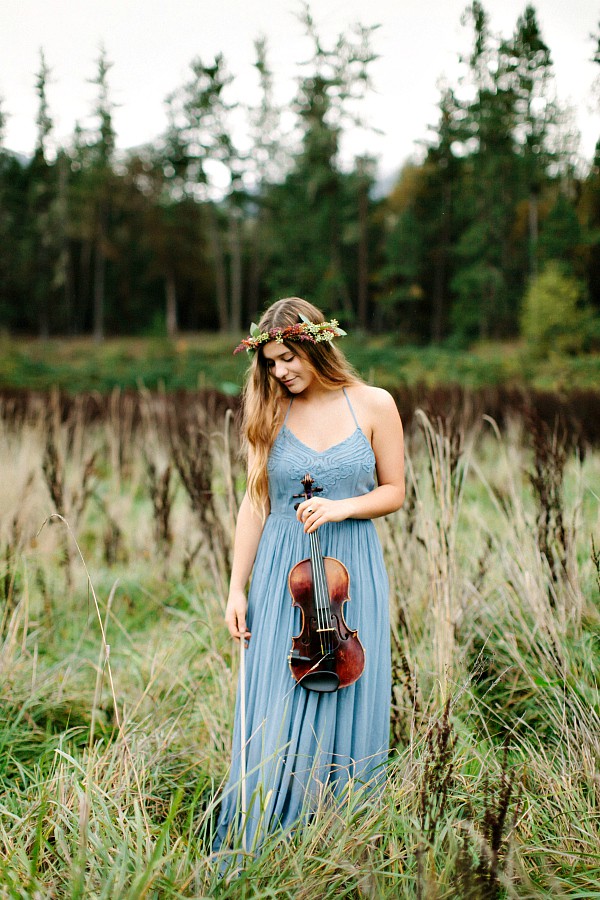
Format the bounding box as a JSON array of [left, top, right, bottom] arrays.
[[291, 382, 347, 406]]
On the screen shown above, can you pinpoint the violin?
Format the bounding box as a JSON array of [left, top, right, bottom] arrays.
[[288, 473, 365, 693]]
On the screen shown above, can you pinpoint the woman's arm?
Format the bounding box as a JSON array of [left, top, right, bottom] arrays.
[[225, 490, 267, 642], [296, 387, 405, 533]]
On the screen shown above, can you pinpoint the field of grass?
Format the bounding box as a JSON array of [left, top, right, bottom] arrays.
[[2, 332, 600, 393], [0, 388, 599, 897]]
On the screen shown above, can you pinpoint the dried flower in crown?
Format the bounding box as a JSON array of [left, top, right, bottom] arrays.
[[233, 314, 347, 354]]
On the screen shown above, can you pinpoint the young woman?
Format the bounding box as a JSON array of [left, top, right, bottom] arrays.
[[214, 297, 404, 852]]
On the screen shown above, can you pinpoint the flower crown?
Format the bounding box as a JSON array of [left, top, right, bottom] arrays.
[[233, 315, 347, 354]]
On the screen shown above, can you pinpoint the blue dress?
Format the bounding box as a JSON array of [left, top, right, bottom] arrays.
[[214, 389, 391, 851]]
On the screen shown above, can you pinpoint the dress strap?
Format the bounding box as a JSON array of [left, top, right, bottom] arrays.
[[283, 398, 294, 425], [342, 387, 360, 428]]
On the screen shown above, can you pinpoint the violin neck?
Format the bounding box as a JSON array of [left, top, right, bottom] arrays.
[[308, 529, 323, 570], [308, 530, 330, 612]]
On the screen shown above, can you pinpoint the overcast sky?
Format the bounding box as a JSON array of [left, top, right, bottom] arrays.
[[1, 0, 598, 176]]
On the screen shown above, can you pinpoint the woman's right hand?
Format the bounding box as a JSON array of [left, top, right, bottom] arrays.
[[225, 589, 251, 644]]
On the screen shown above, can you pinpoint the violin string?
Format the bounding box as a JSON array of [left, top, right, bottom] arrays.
[[318, 547, 333, 656], [305, 480, 332, 663], [310, 530, 332, 657], [304, 481, 325, 658], [309, 532, 325, 656], [310, 534, 324, 653]]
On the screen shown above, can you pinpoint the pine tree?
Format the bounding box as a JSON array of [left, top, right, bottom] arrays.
[[538, 192, 583, 274], [88, 46, 116, 341], [450, 2, 519, 340], [66, 47, 117, 339], [245, 36, 287, 322], [123, 148, 208, 336], [0, 97, 23, 327], [24, 50, 60, 337], [376, 162, 427, 335], [263, 7, 378, 321], [582, 22, 600, 309], [504, 5, 556, 279], [164, 53, 240, 332]]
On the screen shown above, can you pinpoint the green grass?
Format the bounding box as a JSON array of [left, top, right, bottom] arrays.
[[2, 332, 600, 392], [0, 392, 599, 895]]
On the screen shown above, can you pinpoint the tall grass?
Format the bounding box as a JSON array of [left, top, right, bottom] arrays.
[[0, 389, 598, 897]]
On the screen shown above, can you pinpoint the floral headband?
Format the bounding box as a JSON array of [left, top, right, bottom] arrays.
[[233, 315, 347, 354]]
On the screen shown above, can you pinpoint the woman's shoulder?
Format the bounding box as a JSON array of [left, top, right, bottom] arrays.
[[347, 383, 398, 415]]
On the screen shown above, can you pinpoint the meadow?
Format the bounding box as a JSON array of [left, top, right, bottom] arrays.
[[0, 386, 599, 898], [2, 333, 600, 394]]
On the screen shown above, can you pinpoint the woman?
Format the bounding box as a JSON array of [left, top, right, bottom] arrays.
[[214, 297, 404, 853]]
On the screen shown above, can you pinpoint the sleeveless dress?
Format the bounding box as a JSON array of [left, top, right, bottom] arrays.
[[214, 389, 391, 851]]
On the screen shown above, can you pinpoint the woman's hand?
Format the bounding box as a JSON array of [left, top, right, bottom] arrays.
[[225, 589, 251, 644], [296, 497, 353, 534]]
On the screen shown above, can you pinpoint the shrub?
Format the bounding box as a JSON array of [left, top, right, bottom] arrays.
[[520, 263, 587, 356]]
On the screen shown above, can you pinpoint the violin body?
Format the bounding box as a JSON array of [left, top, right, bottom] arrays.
[[288, 473, 365, 693], [288, 555, 365, 691]]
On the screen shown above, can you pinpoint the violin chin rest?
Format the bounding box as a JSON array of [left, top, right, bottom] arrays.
[[298, 671, 340, 693]]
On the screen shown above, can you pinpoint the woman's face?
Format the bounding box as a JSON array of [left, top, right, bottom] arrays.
[[261, 341, 315, 393]]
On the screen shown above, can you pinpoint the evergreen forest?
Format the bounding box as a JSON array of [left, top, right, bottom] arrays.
[[1, 2, 599, 349]]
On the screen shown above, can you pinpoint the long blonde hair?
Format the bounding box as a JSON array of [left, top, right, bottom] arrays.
[[242, 297, 360, 513]]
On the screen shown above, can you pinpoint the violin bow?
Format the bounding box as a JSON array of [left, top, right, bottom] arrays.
[[239, 636, 248, 854]]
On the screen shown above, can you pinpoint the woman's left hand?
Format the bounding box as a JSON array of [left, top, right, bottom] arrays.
[[296, 497, 352, 534]]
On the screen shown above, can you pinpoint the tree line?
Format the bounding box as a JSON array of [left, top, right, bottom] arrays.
[[0, 2, 599, 344]]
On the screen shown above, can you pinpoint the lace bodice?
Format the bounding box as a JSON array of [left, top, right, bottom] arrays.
[[267, 424, 376, 517]]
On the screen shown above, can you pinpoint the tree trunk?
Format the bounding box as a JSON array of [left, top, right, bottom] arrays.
[[480, 275, 494, 341], [431, 249, 445, 343], [528, 190, 539, 279], [64, 246, 76, 335], [229, 209, 243, 332], [79, 239, 92, 336], [357, 178, 369, 330], [38, 295, 49, 340], [247, 205, 267, 323], [36, 235, 49, 340], [93, 205, 107, 343], [332, 244, 352, 315], [165, 271, 178, 338], [58, 158, 75, 334], [248, 230, 261, 323], [431, 185, 451, 342], [329, 194, 352, 317], [207, 203, 229, 332], [93, 238, 105, 343]]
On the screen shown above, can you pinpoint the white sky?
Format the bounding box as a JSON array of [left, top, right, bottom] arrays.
[[1, 0, 598, 177]]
